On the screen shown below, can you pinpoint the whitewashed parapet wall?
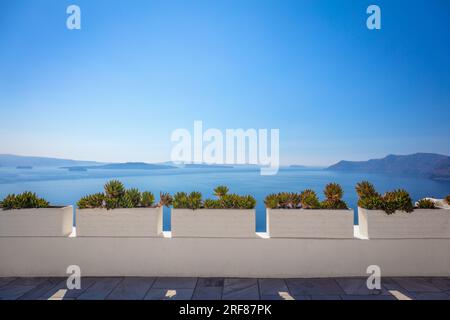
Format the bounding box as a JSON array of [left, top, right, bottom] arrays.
[[1, 236, 450, 277]]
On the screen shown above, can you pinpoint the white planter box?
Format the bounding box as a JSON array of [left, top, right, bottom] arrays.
[[0, 206, 73, 237], [266, 209, 354, 238], [171, 209, 256, 238], [76, 207, 163, 237], [358, 207, 450, 239]]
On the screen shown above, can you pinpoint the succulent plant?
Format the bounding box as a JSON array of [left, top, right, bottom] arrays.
[[357, 195, 383, 210], [173, 192, 189, 209], [204, 198, 221, 209], [416, 198, 436, 209], [324, 183, 343, 201], [77, 193, 105, 209], [264, 193, 280, 209], [0, 194, 17, 209], [355, 181, 378, 199], [141, 191, 155, 207], [104, 197, 122, 209], [0, 192, 49, 210], [213, 185, 229, 198], [188, 192, 203, 210], [159, 192, 173, 207], [280, 192, 301, 209], [321, 199, 348, 210], [382, 189, 414, 215], [77, 180, 162, 209], [300, 189, 321, 209], [241, 195, 256, 209], [104, 180, 126, 199], [125, 188, 141, 208]]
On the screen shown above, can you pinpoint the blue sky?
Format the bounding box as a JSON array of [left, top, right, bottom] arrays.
[[0, 0, 449, 166]]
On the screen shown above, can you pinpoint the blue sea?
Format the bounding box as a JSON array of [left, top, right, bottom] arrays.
[[1, 166, 449, 232]]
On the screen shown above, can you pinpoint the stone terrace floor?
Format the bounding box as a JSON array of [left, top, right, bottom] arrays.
[[1, 277, 450, 300]]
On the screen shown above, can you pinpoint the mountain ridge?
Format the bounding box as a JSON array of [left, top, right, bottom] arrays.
[[327, 153, 450, 180]]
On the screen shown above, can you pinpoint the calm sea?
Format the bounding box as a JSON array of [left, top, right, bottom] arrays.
[[1, 167, 449, 232]]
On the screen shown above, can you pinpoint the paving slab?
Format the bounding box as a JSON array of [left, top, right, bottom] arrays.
[[39, 277, 98, 300], [310, 295, 342, 300], [335, 277, 389, 295], [192, 287, 223, 300], [286, 278, 345, 295], [222, 278, 260, 300], [261, 292, 295, 300], [340, 295, 396, 300], [258, 279, 289, 296], [7, 277, 48, 287], [290, 295, 312, 300], [19, 278, 66, 300], [409, 292, 450, 300], [107, 277, 155, 300], [77, 278, 122, 300], [0, 278, 16, 288], [197, 278, 224, 287], [0, 284, 36, 300], [392, 277, 442, 293], [144, 288, 194, 300], [428, 278, 450, 292], [152, 277, 198, 289]]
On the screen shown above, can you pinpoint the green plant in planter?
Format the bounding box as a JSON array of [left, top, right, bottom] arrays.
[[104, 180, 126, 199], [213, 185, 229, 198], [241, 195, 256, 209], [77, 180, 160, 209], [188, 192, 203, 210], [355, 181, 383, 210], [173, 192, 189, 209], [264, 193, 280, 209], [265, 192, 302, 209], [219, 193, 256, 209], [382, 189, 414, 214], [278, 192, 301, 209], [173, 191, 203, 209], [416, 198, 436, 209], [321, 199, 348, 210], [355, 181, 379, 199], [445, 195, 450, 205], [141, 191, 155, 207], [204, 199, 221, 209], [300, 189, 321, 209], [124, 188, 141, 208], [324, 183, 343, 201], [322, 183, 348, 209], [77, 193, 105, 209], [358, 195, 384, 210], [159, 192, 173, 207], [0, 192, 49, 210]]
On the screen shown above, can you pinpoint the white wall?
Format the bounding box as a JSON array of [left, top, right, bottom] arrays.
[[1, 236, 450, 277]]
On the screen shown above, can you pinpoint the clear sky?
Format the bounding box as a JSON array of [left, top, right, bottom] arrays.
[[0, 0, 449, 166]]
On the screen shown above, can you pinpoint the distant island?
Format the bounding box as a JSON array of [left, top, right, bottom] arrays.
[[62, 162, 176, 171], [16, 166, 33, 169], [0, 154, 102, 167], [327, 153, 450, 180], [183, 164, 233, 169], [67, 167, 88, 172]]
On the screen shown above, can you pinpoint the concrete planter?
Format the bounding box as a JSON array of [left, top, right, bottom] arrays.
[[0, 206, 73, 237], [76, 207, 163, 237], [266, 209, 354, 238], [171, 209, 256, 238], [358, 207, 450, 239]]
